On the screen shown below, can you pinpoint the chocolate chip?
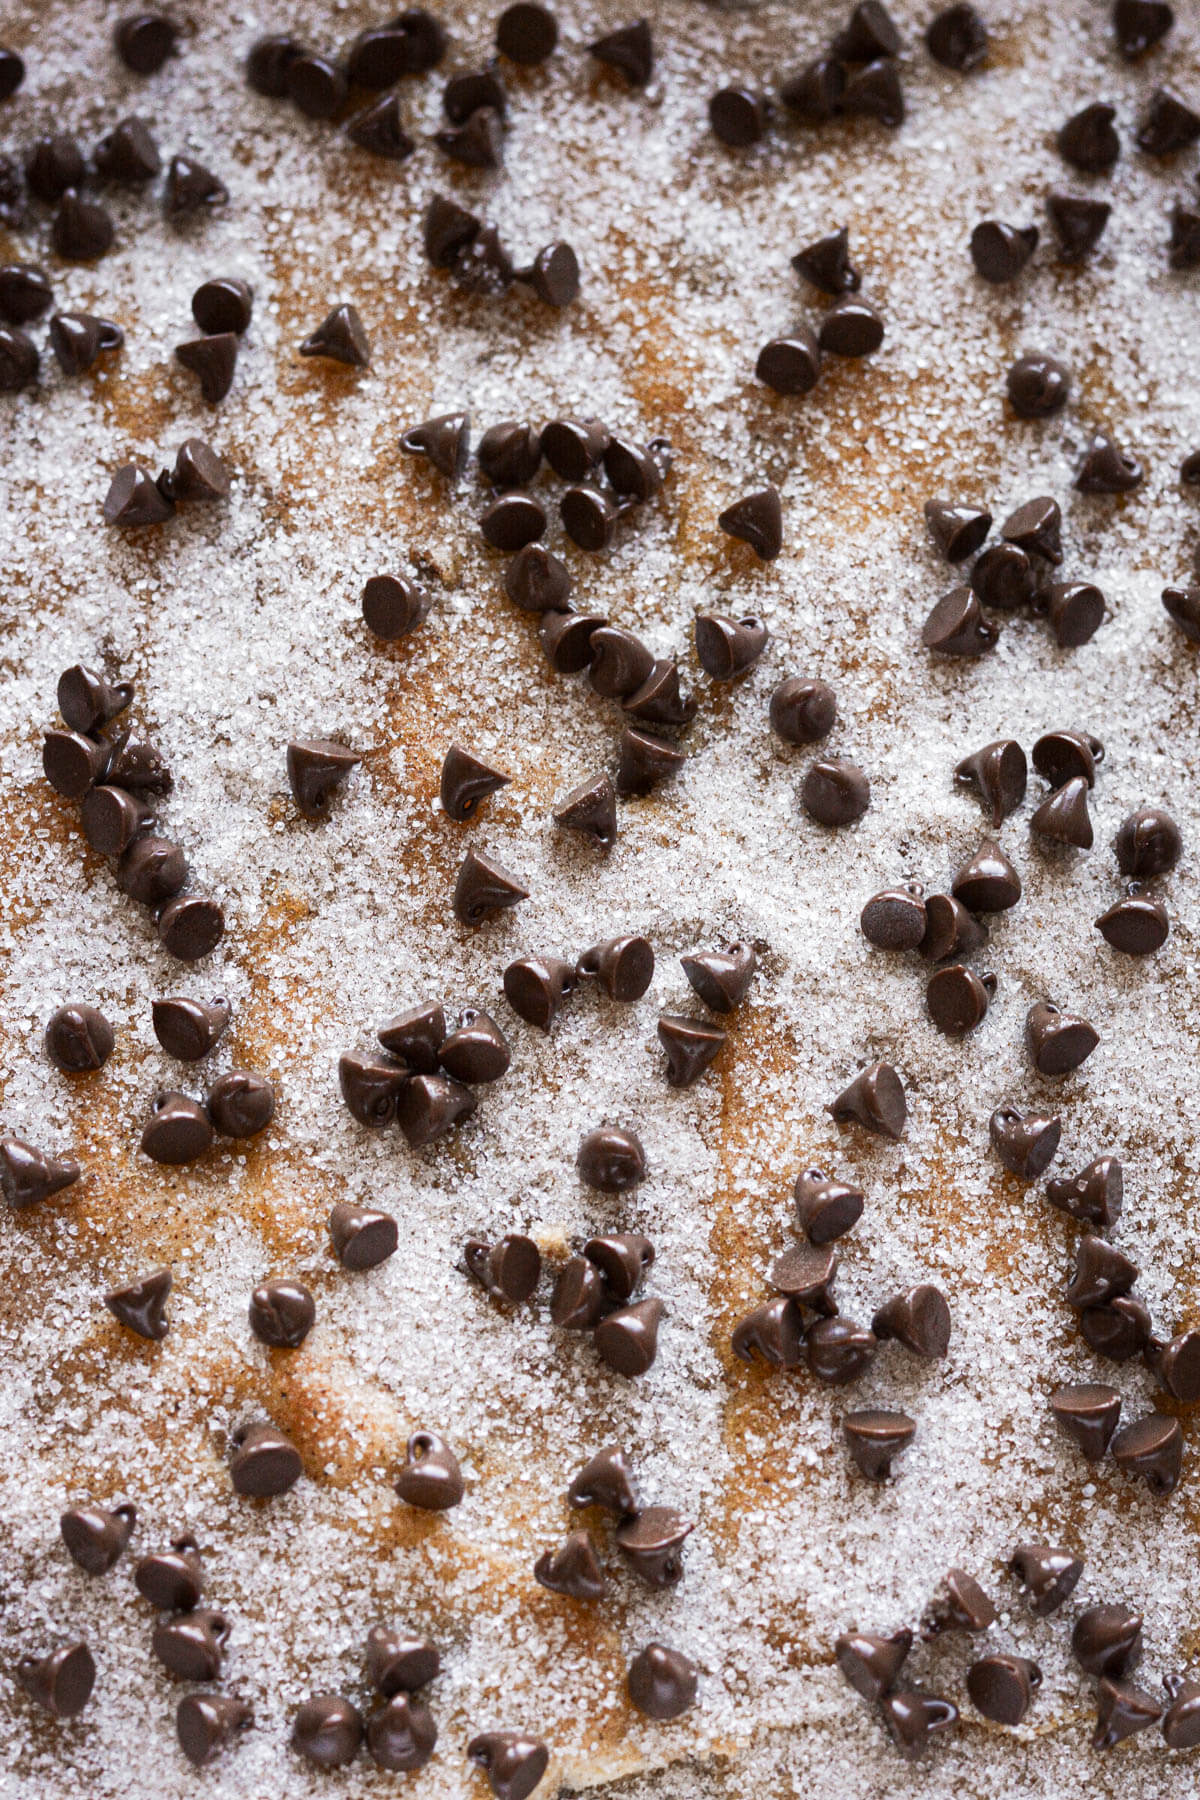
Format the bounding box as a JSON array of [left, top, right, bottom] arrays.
[[578, 1127, 647, 1195], [658, 1014, 726, 1087], [26, 134, 85, 204], [769, 1242, 839, 1314], [249, 1277, 315, 1347], [718, 484, 782, 560], [141, 1091, 212, 1163], [1031, 774, 1093, 847], [164, 155, 228, 216], [801, 758, 870, 827], [1096, 889, 1170, 954], [344, 22, 423, 86], [474, 423, 539, 493], [1074, 1603, 1143, 1677], [1051, 1382, 1121, 1459], [769, 675, 836, 744], [115, 10, 177, 72], [1138, 85, 1200, 155], [989, 1105, 1061, 1180], [465, 1234, 541, 1303], [534, 1530, 605, 1599], [567, 1445, 637, 1514], [589, 18, 653, 86], [209, 1069, 275, 1139], [105, 1266, 171, 1339], [708, 85, 768, 147], [519, 240, 580, 306], [583, 1234, 654, 1303], [842, 1409, 916, 1480], [436, 106, 505, 168], [177, 1694, 252, 1769], [926, 963, 995, 1035], [367, 1694, 437, 1772], [562, 484, 619, 553], [229, 1421, 302, 1496], [1114, 0, 1174, 57], [438, 1009, 510, 1083], [1045, 578, 1107, 648], [45, 1004, 114, 1073], [167, 436, 231, 504], [1002, 494, 1062, 562], [0, 324, 36, 390], [299, 304, 370, 367], [60, 1501, 136, 1574], [792, 226, 860, 294], [1092, 1677, 1162, 1751], [582, 627, 648, 701], [806, 1316, 876, 1384], [452, 847, 529, 926], [440, 743, 509, 822], [1059, 101, 1119, 171], [175, 331, 237, 405], [921, 585, 999, 655], [56, 663, 130, 733], [152, 1607, 230, 1680], [792, 1167, 863, 1244], [104, 464, 175, 526], [926, 4, 987, 68], [397, 1073, 476, 1145], [80, 783, 152, 856], [827, 1060, 906, 1139], [835, 1629, 912, 1701], [595, 1296, 664, 1376], [378, 1003, 446, 1070], [967, 1654, 1041, 1726], [454, 222, 514, 295], [695, 613, 769, 680], [497, 2, 558, 63], [554, 773, 618, 849], [680, 941, 756, 1011], [0, 264, 50, 326], [755, 333, 820, 398], [189, 278, 253, 339], [1009, 1543, 1083, 1615], [879, 1688, 959, 1758], [622, 658, 696, 727], [780, 56, 845, 121], [1044, 192, 1111, 267], [922, 1568, 997, 1637], [1148, 1328, 1200, 1404], [246, 34, 304, 94], [615, 726, 684, 796], [361, 572, 430, 639], [1026, 998, 1099, 1075], [135, 1534, 203, 1609], [627, 1643, 696, 1720], [0, 49, 23, 100], [402, 411, 471, 482], [1164, 583, 1200, 639], [347, 93, 415, 159], [158, 893, 225, 961], [1163, 1674, 1200, 1749], [48, 312, 122, 377], [481, 492, 545, 551], [539, 609, 606, 673], [394, 1430, 463, 1509], [152, 995, 229, 1061], [366, 1626, 439, 1696], [951, 839, 1021, 911], [842, 58, 904, 124], [924, 498, 992, 562], [118, 836, 187, 902], [503, 956, 575, 1030], [292, 1696, 363, 1769], [1077, 430, 1143, 493], [1081, 1294, 1153, 1361], [1006, 352, 1071, 419], [52, 189, 115, 261], [554, 1245, 618, 1322], [873, 1284, 952, 1357], [1114, 805, 1181, 877], [330, 1202, 398, 1270], [424, 192, 481, 266], [442, 69, 507, 124], [15, 1643, 95, 1718], [970, 220, 1038, 283], [954, 739, 1027, 827], [286, 52, 348, 119], [576, 932, 652, 1001], [818, 294, 885, 354], [94, 117, 161, 185], [42, 729, 109, 799], [615, 1505, 692, 1587], [1112, 1413, 1183, 1495], [1169, 203, 1200, 270], [731, 1295, 806, 1366], [1065, 1236, 1138, 1310], [467, 1731, 550, 1800]]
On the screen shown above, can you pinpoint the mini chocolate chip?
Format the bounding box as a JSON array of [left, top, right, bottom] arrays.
[[967, 1654, 1041, 1726], [478, 422, 541, 491], [1080, 1294, 1153, 1361], [793, 1168, 863, 1243], [287, 52, 348, 119], [627, 1643, 696, 1720], [330, 1203, 398, 1270], [45, 1004, 114, 1073], [401, 411, 470, 480], [756, 332, 821, 396], [1074, 1603, 1143, 1677], [769, 1242, 839, 1312], [658, 1014, 726, 1087], [52, 190, 115, 261], [57, 663, 133, 733], [105, 1266, 171, 1339], [1058, 101, 1119, 171], [503, 956, 575, 1030], [1094, 1677, 1163, 1750], [589, 18, 653, 86], [481, 492, 546, 551], [377, 1002, 446, 1070], [1006, 352, 1071, 419], [951, 839, 1021, 911], [152, 995, 230, 1062], [394, 1430, 463, 1509], [1009, 1543, 1083, 1614], [207, 1069, 274, 1138], [341, 1052, 409, 1127], [465, 1234, 540, 1303], [604, 434, 667, 499], [26, 135, 85, 202], [1114, 805, 1182, 877], [442, 68, 507, 124], [15, 1643, 95, 1718], [1169, 204, 1200, 270], [452, 847, 529, 925], [567, 1445, 637, 1514], [299, 304, 370, 367], [49, 312, 123, 376], [872, 1284, 952, 1357], [926, 4, 987, 68], [955, 739, 1027, 826], [361, 572, 431, 639], [436, 106, 504, 169], [970, 220, 1038, 283], [1, 1138, 81, 1210], [801, 758, 870, 827], [519, 240, 580, 307], [827, 1060, 906, 1139], [541, 416, 607, 480], [818, 294, 885, 354], [709, 86, 768, 146], [80, 783, 153, 856], [554, 773, 618, 849], [177, 1694, 252, 1769], [695, 613, 769, 679], [587, 628, 652, 699], [989, 1105, 1061, 1180], [1046, 191, 1111, 262], [1031, 775, 1093, 847], [615, 1505, 692, 1586], [366, 1626, 440, 1696], [347, 93, 415, 160], [60, 1501, 136, 1575], [552, 1258, 613, 1329], [230, 1421, 302, 1496], [192, 277, 253, 337], [249, 1277, 315, 1347], [835, 1629, 912, 1702], [806, 1317, 877, 1384], [467, 1730, 551, 1800], [539, 609, 606, 674], [1002, 494, 1062, 562], [792, 226, 860, 294], [1077, 430, 1143, 493], [731, 1295, 806, 1366], [1049, 1160, 1116, 1235], [842, 58, 904, 125], [104, 464, 175, 526], [718, 484, 782, 560], [440, 743, 509, 821], [135, 1534, 203, 1609], [292, 1696, 363, 1769], [439, 1009, 510, 1083], [1163, 1675, 1200, 1749], [93, 117, 161, 185], [367, 1693, 437, 1771], [1137, 85, 1200, 154], [1163, 584, 1200, 639], [424, 193, 481, 266], [922, 1568, 997, 1637], [1026, 998, 1099, 1075], [921, 585, 998, 655], [1111, 1413, 1183, 1495], [583, 1233, 654, 1303], [141, 1091, 213, 1163], [577, 1125, 646, 1191], [1032, 728, 1104, 790], [616, 726, 685, 796], [344, 26, 412, 87], [842, 1409, 916, 1480], [1043, 580, 1106, 648], [622, 658, 696, 727], [497, 2, 558, 63], [770, 675, 836, 743], [167, 437, 231, 504], [534, 1530, 605, 1599], [175, 331, 237, 404], [680, 941, 756, 1011], [397, 1073, 476, 1145], [780, 56, 846, 121], [926, 963, 995, 1034], [152, 1607, 230, 1680], [595, 1296, 664, 1376], [1051, 1382, 1122, 1460], [1065, 1236, 1138, 1309], [1096, 890, 1169, 954], [924, 498, 992, 562], [164, 155, 228, 216], [1150, 1329, 1200, 1402]]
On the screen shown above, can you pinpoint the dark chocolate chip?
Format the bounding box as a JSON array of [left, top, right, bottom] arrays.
[[842, 59, 905, 125], [576, 935, 655, 1001], [1149, 1329, 1200, 1403], [731, 1295, 806, 1366], [989, 1105, 1061, 1180], [951, 839, 1021, 912], [424, 193, 481, 267], [192, 277, 253, 337], [1006, 353, 1071, 419], [604, 434, 667, 499], [577, 1125, 645, 1190], [616, 726, 685, 795], [718, 484, 782, 559], [926, 963, 995, 1034], [344, 26, 413, 87], [50, 312, 123, 376], [450, 218, 513, 295], [1002, 495, 1062, 562], [0, 263, 51, 324], [539, 609, 606, 673], [164, 155, 228, 216], [756, 332, 820, 396], [287, 739, 361, 820], [793, 1167, 863, 1243], [26, 135, 85, 203], [1114, 0, 1174, 58], [627, 1644, 696, 1720], [1094, 1677, 1163, 1750], [152, 995, 229, 1062], [157, 894, 225, 961], [503, 955, 575, 1030], [396, 1073, 476, 1145], [818, 294, 885, 354], [366, 1626, 440, 1696], [567, 1445, 637, 1514], [94, 117, 161, 184], [60, 1501, 136, 1575], [15, 1643, 95, 1718], [287, 52, 348, 119], [801, 758, 869, 827], [105, 1266, 171, 1339], [0, 325, 39, 390], [835, 1629, 912, 1701], [921, 585, 998, 655], [230, 1421, 302, 1496], [595, 1297, 663, 1375], [442, 69, 507, 124], [551, 1257, 612, 1328], [246, 35, 304, 96], [1051, 1382, 1121, 1460], [561, 484, 618, 552], [440, 743, 509, 821], [52, 190, 115, 261], [152, 1607, 230, 1680], [1137, 85, 1200, 155], [141, 1091, 213, 1163], [436, 106, 504, 168], [367, 1694, 437, 1771], [922, 1568, 997, 1637], [967, 1654, 1041, 1726], [658, 1014, 725, 1087], [249, 1277, 315, 1347], [768, 1241, 839, 1312], [1047, 1153, 1123, 1229], [919, 893, 988, 961], [42, 729, 110, 799], [1096, 889, 1169, 954], [1163, 1675, 1200, 1749], [872, 1284, 951, 1357], [80, 783, 153, 856], [708, 86, 768, 149], [1032, 728, 1103, 789], [770, 675, 836, 744], [925, 498, 991, 561], [806, 1317, 877, 1384], [330, 1203, 398, 1270], [622, 658, 696, 727], [1114, 806, 1181, 877], [292, 1696, 363, 1769], [970, 220, 1038, 283], [588, 626, 655, 698], [115, 11, 177, 72], [583, 1233, 654, 1303], [0, 1136, 81, 1210], [534, 1530, 605, 1599], [465, 1233, 540, 1302], [299, 304, 370, 367], [394, 1430, 463, 1509], [1111, 1413, 1183, 1495], [827, 1060, 906, 1139], [478, 421, 542, 491], [1077, 431, 1143, 493], [615, 1505, 692, 1586], [695, 613, 769, 679], [1164, 584, 1200, 640], [792, 227, 860, 294], [1080, 1294, 1153, 1362], [552, 772, 619, 850], [780, 56, 845, 121], [1026, 998, 1098, 1075], [45, 1004, 114, 1073], [177, 1694, 252, 1769], [103, 464, 175, 526], [1058, 101, 1119, 171], [135, 1534, 203, 1609], [955, 740, 1027, 827], [377, 1002, 446, 1070], [1065, 1236, 1138, 1309], [175, 332, 237, 405], [842, 1409, 916, 1480], [467, 1731, 550, 1800], [57, 663, 133, 734], [588, 17, 653, 86], [1042, 580, 1106, 647], [1031, 774, 1093, 847], [166, 436, 231, 504], [1074, 1603, 1143, 1677], [497, 2, 558, 64], [926, 4, 988, 69], [439, 1009, 510, 1082], [519, 240, 580, 306], [1009, 1543, 1083, 1615], [452, 847, 529, 926], [481, 492, 545, 551], [0, 48, 21, 101], [1169, 204, 1200, 271], [1046, 191, 1111, 261], [361, 572, 431, 639], [504, 543, 569, 613], [402, 412, 471, 482], [680, 941, 756, 1011], [347, 93, 415, 159]]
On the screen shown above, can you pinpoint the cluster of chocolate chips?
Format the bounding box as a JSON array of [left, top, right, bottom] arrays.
[[1054, 72, 1200, 269], [0, 260, 124, 390], [922, 493, 1114, 658], [768, 671, 873, 829], [42, 661, 225, 960], [340, 999, 509, 1147], [757, 225, 885, 399], [174, 273, 254, 404], [103, 433, 230, 528], [140, 1062, 274, 1166], [535, 1444, 692, 1600], [551, 1225, 662, 1378], [1163, 459, 1200, 634], [291, 1624, 450, 1775]]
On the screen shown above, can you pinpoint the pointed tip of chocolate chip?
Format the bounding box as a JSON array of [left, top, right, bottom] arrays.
[[299, 304, 371, 367], [718, 484, 782, 560]]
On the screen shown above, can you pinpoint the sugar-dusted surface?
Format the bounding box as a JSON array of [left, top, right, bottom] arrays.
[[1, 2, 1200, 1796]]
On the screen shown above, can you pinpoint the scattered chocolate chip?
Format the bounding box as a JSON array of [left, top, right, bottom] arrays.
[[26, 134, 85, 204], [80, 783, 153, 856], [6, 1137, 83, 1207], [806, 1316, 877, 1384], [366, 1626, 439, 1696], [177, 1693, 252, 1768], [343, 24, 415, 87], [1164, 584, 1200, 639], [135, 1534, 203, 1609], [1096, 889, 1170, 954], [503, 956, 575, 1030], [922, 585, 998, 655], [330, 1202, 399, 1271], [1031, 774, 1093, 847], [45, 1003, 114, 1073], [159, 892, 225, 962], [954, 739, 1027, 827], [15, 1643, 95, 1718], [589, 17, 653, 86], [970, 220, 1038, 284], [1150, 1328, 1200, 1402], [397, 1072, 476, 1146], [627, 1643, 696, 1720], [769, 676, 835, 745], [843, 1409, 916, 1480], [680, 941, 756, 1011], [57, 663, 131, 733], [1093, 1677, 1162, 1750], [164, 155, 228, 216], [1044, 580, 1106, 647], [755, 332, 820, 396], [105, 1266, 171, 1339], [583, 1234, 654, 1303], [152, 995, 229, 1062], [292, 1695, 363, 1769], [1111, 1412, 1183, 1495], [401, 410, 470, 480], [60, 1501, 136, 1575], [1058, 101, 1120, 171], [286, 51, 348, 119], [175, 331, 237, 404], [1115, 806, 1182, 877], [245, 34, 303, 95], [842, 58, 904, 125], [769, 1241, 839, 1313], [347, 92, 415, 159], [718, 484, 782, 560], [615, 1505, 692, 1587], [229, 1421, 302, 1496], [207, 1069, 274, 1138], [595, 1296, 664, 1376], [116, 835, 186, 902], [873, 1284, 952, 1357], [792, 1167, 863, 1243], [554, 773, 617, 849], [1114, 0, 1174, 57], [881, 1689, 960, 1759], [1046, 191, 1111, 263], [534, 1530, 605, 1599], [1077, 430, 1143, 494], [1163, 1674, 1200, 1749], [497, 2, 558, 63], [792, 226, 860, 295], [835, 1629, 912, 1701], [1002, 494, 1062, 562], [576, 936, 654, 1001], [361, 572, 431, 639], [94, 117, 161, 186], [0, 325, 37, 390], [141, 1091, 213, 1163], [1075, 1603, 1144, 1678], [152, 1607, 230, 1681], [42, 729, 109, 798], [924, 498, 992, 562], [658, 1014, 726, 1087], [562, 484, 619, 552], [481, 491, 546, 551], [1051, 1382, 1122, 1459], [967, 1654, 1041, 1726], [299, 304, 370, 367], [926, 4, 987, 68], [694, 612, 769, 679], [1005, 352, 1071, 420], [367, 1694, 437, 1772], [553, 1256, 612, 1328], [622, 658, 696, 727], [539, 609, 606, 673], [475, 423, 539, 492], [452, 848, 529, 927], [394, 1430, 463, 1509], [519, 240, 580, 307], [1081, 1294, 1153, 1361], [438, 1009, 510, 1083], [952, 839, 1021, 912], [780, 56, 845, 121], [52, 190, 115, 261], [0, 48, 23, 100], [442, 69, 507, 125], [567, 1445, 637, 1514], [468, 1731, 550, 1800], [436, 105, 505, 169], [827, 1060, 906, 1139], [249, 1277, 315, 1348], [926, 963, 995, 1034], [616, 726, 684, 796], [378, 1003, 446, 1070], [167, 436, 231, 504], [801, 758, 870, 827], [0, 264, 50, 326], [439, 743, 509, 822], [49, 311, 123, 377], [922, 1568, 997, 1637], [104, 463, 175, 526], [424, 192, 481, 266], [604, 434, 667, 500], [1026, 998, 1099, 1075], [465, 1234, 540, 1303], [1138, 85, 1200, 155], [1065, 1236, 1138, 1310], [189, 278, 253, 339], [1009, 1543, 1083, 1615], [818, 294, 885, 355], [731, 1295, 806, 1366], [709, 85, 768, 146], [115, 10, 177, 72], [989, 1105, 1061, 1180]]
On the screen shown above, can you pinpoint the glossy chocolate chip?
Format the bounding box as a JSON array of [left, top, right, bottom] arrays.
[[401, 411, 470, 481], [1046, 191, 1111, 262], [835, 1629, 912, 1701], [292, 1695, 363, 1769], [0, 1136, 81, 1210], [954, 739, 1027, 827], [286, 739, 360, 821], [951, 840, 1021, 912], [1077, 431, 1143, 494], [922, 585, 998, 655], [658, 1014, 726, 1086], [503, 956, 575, 1030], [115, 11, 177, 72], [1150, 1329, 1200, 1403], [1081, 1295, 1153, 1362], [1033, 728, 1104, 790], [818, 295, 885, 355], [622, 658, 696, 727], [793, 1168, 863, 1244], [926, 963, 995, 1035], [1096, 890, 1169, 954], [925, 498, 992, 562], [967, 1654, 1041, 1726], [872, 1284, 951, 1358], [827, 1061, 906, 1139], [207, 1070, 274, 1138], [718, 484, 782, 560], [519, 240, 581, 307], [177, 1693, 252, 1767], [576, 1126, 645, 1191], [453, 847, 528, 925], [1026, 999, 1098, 1075], [397, 1073, 476, 1146], [152, 996, 229, 1062], [299, 304, 369, 368], [1051, 1382, 1121, 1459], [157, 895, 225, 962], [366, 1694, 437, 1771], [731, 1289, 807, 1365], [842, 1409, 916, 1480], [1137, 85, 1200, 154], [26, 134, 84, 204], [583, 1234, 654, 1302], [1031, 775, 1093, 848], [595, 1297, 664, 1376], [60, 1501, 136, 1575], [588, 626, 655, 700], [1048, 579, 1107, 648], [0, 324, 37, 390], [792, 227, 860, 294], [1162, 1674, 1200, 1749], [467, 1730, 550, 1800], [152, 1608, 230, 1680], [756, 331, 820, 396], [588, 17, 653, 86], [339, 1052, 409, 1127], [627, 1643, 696, 1720], [1111, 1413, 1183, 1494], [989, 1105, 1061, 1180], [361, 572, 430, 640], [366, 1626, 439, 1696], [616, 726, 685, 796], [1163, 584, 1200, 641], [164, 155, 227, 216], [104, 1266, 171, 1339], [695, 612, 769, 679], [922, 1568, 997, 1637], [394, 1431, 463, 1509], [347, 93, 415, 159], [190, 279, 253, 339], [1065, 1236, 1138, 1309], [1009, 1543, 1083, 1615], [880, 1689, 959, 1759], [42, 729, 110, 798], [1169, 205, 1200, 271], [1002, 495, 1062, 563], [165, 437, 231, 506], [806, 1316, 876, 1384], [141, 1092, 212, 1163], [503, 547, 569, 621], [104, 464, 173, 527], [1006, 352, 1071, 418], [1114, 806, 1182, 877], [249, 1278, 315, 1347], [15, 1643, 95, 1718], [135, 1535, 203, 1609], [768, 1242, 839, 1314], [540, 609, 607, 674], [970, 220, 1038, 283], [436, 106, 504, 169], [465, 1234, 541, 1303], [330, 1203, 398, 1270], [553, 773, 617, 849], [680, 942, 756, 1011], [801, 758, 869, 827], [780, 56, 845, 121], [80, 784, 153, 856], [534, 1530, 606, 1600], [175, 332, 236, 406], [709, 85, 768, 145], [245, 34, 304, 95], [1093, 1677, 1162, 1750], [1114, 0, 1174, 57], [229, 1422, 302, 1496], [1074, 1603, 1143, 1677], [44, 1003, 114, 1073], [377, 1003, 445, 1071], [0, 264, 50, 326], [568, 1445, 637, 1514], [481, 492, 545, 551], [614, 1505, 692, 1588], [439, 1009, 510, 1083]]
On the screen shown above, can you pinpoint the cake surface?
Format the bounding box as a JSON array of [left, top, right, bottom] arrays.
[[2, 2, 1200, 1795]]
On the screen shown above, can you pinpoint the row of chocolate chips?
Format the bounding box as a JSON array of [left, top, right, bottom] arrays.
[[42, 661, 226, 958], [1059, 87, 1200, 170], [922, 494, 1118, 658], [103, 434, 231, 526], [757, 225, 885, 399], [422, 190, 579, 302], [974, 186, 1198, 276], [340, 1000, 508, 1146], [536, 1444, 691, 1599]]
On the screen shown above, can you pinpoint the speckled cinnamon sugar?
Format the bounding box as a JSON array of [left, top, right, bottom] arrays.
[[1, 1, 1200, 1795]]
